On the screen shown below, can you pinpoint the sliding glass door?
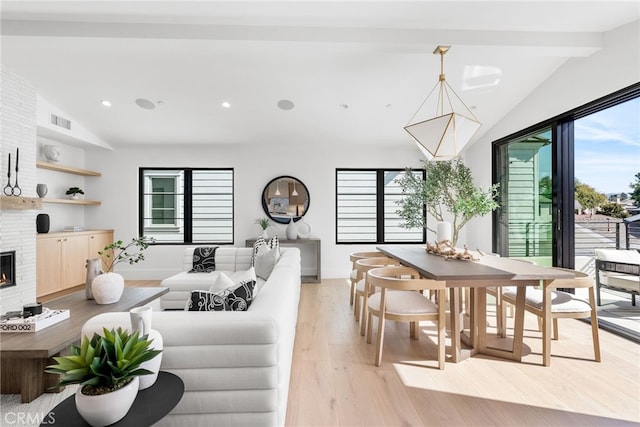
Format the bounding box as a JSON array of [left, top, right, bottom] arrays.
[[494, 128, 554, 266]]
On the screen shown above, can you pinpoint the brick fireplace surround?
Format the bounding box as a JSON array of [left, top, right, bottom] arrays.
[[0, 64, 39, 314]]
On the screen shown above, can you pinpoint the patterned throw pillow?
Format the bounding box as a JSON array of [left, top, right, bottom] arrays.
[[251, 237, 280, 279], [206, 268, 257, 311], [225, 279, 256, 311], [185, 290, 229, 311]]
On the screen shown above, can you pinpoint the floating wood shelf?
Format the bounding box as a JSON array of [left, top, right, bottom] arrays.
[[1, 196, 43, 210], [36, 161, 101, 177], [42, 198, 101, 206]]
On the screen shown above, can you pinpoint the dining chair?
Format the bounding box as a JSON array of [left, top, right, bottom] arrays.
[[348, 251, 382, 306], [500, 268, 601, 367], [353, 257, 400, 335], [366, 265, 447, 369]]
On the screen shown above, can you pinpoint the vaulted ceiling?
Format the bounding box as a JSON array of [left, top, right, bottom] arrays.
[[1, 1, 638, 149]]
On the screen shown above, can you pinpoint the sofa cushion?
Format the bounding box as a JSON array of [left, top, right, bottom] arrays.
[[185, 290, 229, 311]]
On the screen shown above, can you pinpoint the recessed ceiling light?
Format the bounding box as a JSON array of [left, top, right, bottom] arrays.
[[277, 99, 295, 111], [135, 98, 155, 110], [340, 104, 349, 109], [101, 100, 112, 107], [221, 102, 231, 108]]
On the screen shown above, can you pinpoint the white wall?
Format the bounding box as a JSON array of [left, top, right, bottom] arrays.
[[463, 19, 640, 252], [84, 143, 425, 280]]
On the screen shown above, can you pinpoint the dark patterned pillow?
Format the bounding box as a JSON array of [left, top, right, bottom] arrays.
[[225, 279, 256, 311], [185, 290, 229, 311]]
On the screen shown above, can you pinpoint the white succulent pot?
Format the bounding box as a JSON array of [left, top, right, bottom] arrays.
[[91, 272, 125, 304], [138, 329, 163, 390], [75, 377, 139, 427]]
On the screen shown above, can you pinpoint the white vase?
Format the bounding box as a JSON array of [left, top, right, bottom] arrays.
[[138, 329, 163, 390], [261, 229, 269, 239], [92, 272, 125, 304], [286, 219, 297, 240], [436, 221, 452, 243], [75, 377, 139, 427], [85, 258, 102, 300]]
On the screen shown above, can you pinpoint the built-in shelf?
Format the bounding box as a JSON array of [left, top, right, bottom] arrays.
[[42, 198, 101, 206], [36, 161, 101, 177], [1, 196, 43, 210]]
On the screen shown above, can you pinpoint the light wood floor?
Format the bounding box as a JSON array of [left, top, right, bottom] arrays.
[[54, 279, 640, 426], [286, 279, 640, 427]]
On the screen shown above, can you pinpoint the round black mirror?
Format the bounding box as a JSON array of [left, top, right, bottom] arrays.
[[261, 176, 310, 224]]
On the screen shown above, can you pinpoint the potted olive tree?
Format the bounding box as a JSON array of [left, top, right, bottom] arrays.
[[396, 159, 499, 246], [91, 236, 154, 304], [45, 327, 162, 426]]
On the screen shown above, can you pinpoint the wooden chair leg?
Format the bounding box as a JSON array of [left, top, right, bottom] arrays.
[[360, 298, 368, 336], [366, 312, 374, 344], [410, 321, 418, 340], [349, 280, 355, 306], [354, 292, 360, 321], [437, 290, 446, 370], [375, 314, 386, 367], [552, 318, 559, 340]]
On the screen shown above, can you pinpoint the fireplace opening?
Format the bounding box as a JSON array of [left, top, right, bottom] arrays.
[[0, 251, 16, 289]]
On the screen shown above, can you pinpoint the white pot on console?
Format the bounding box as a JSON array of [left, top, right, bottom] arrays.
[[92, 272, 125, 304], [138, 329, 163, 390], [76, 376, 139, 427]]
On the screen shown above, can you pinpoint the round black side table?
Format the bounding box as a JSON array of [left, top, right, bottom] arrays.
[[40, 371, 184, 426]]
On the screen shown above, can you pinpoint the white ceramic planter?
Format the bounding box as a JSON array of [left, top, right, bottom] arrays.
[[286, 219, 297, 240], [92, 272, 125, 304], [138, 329, 163, 390], [75, 377, 139, 427]]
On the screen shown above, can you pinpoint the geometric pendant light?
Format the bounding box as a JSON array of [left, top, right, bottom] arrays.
[[404, 45, 482, 160]]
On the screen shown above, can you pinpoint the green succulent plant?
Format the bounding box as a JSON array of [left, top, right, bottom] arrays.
[[255, 218, 271, 230], [45, 327, 162, 395]]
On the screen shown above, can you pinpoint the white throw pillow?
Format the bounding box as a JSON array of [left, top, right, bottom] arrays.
[[254, 245, 279, 280], [209, 272, 236, 293]]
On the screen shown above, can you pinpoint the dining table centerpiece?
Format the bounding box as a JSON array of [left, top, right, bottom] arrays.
[[395, 158, 499, 247]]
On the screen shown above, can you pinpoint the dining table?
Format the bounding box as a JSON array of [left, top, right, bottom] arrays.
[[377, 245, 574, 363]]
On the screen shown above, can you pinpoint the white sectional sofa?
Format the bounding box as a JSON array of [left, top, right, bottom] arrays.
[[82, 247, 301, 426]]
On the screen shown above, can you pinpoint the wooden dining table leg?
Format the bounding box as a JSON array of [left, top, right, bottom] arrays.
[[511, 285, 527, 361], [542, 280, 552, 367], [449, 287, 462, 362], [475, 287, 487, 352]]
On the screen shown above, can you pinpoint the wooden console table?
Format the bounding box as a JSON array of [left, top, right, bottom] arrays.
[[246, 238, 321, 282], [0, 286, 168, 403]]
